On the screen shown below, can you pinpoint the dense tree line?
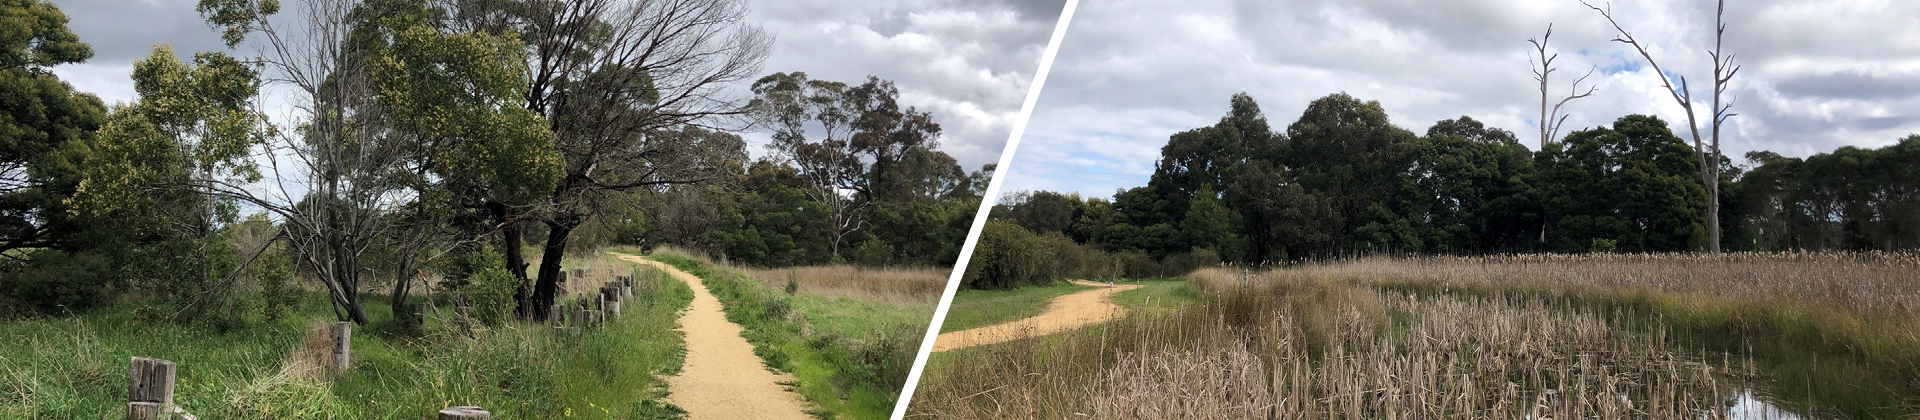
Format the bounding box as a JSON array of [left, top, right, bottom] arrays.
[[0, 0, 972, 322], [979, 93, 1919, 287], [619, 73, 992, 268]]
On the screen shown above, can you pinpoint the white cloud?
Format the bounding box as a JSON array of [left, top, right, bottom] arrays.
[[1003, 0, 1920, 197], [45, 0, 1062, 172]]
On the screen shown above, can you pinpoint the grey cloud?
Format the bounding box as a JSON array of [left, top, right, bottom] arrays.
[[44, 0, 1060, 171], [1775, 71, 1920, 100], [1001, 0, 1920, 198], [741, 0, 1065, 168], [50, 0, 233, 65]]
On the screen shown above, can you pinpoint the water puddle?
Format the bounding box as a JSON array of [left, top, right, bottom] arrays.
[[1726, 388, 1807, 420]]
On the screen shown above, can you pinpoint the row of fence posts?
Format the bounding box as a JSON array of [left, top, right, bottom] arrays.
[[125, 266, 651, 419], [549, 268, 637, 333], [126, 324, 493, 419]]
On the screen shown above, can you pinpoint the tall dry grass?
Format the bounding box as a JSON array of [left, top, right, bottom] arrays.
[[631, 244, 947, 304], [743, 265, 946, 305], [1316, 252, 1920, 377], [1317, 252, 1920, 320], [909, 267, 1770, 419]]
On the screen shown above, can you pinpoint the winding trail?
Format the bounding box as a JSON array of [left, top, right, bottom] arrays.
[[931, 280, 1145, 352], [616, 254, 812, 420]]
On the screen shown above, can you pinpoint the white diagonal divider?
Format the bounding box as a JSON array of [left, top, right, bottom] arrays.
[[889, 0, 1083, 418]]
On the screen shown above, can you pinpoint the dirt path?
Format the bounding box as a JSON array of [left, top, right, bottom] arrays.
[[616, 254, 813, 420], [931, 280, 1145, 352]]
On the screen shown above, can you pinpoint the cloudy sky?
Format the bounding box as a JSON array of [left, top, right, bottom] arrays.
[[47, 0, 1066, 170], [1002, 0, 1920, 198]]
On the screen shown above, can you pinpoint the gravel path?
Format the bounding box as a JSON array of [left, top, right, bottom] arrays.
[[618, 254, 813, 420], [930, 280, 1144, 352]]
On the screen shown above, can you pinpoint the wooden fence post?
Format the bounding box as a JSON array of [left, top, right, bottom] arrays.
[[571, 304, 586, 333], [127, 357, 175, 420], [126, 402, 164, 420], [453, 293, 472, 328], [602, 284, 620, 319], [328, 322, 351, 372], [438, 406, 490, 420], [412, 302, 429, 330]]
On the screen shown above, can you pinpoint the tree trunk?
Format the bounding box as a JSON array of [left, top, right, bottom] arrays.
[[494, 202, 533, 318], [1708, 179, 1722, 253], [531, 220, 577, 322], [390, 268, 410, 319]]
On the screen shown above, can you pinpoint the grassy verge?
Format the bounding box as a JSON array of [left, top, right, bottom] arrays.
[[639, 251, 919, 420], [1108, 277, 1199, 312], [0, 254, 693, 420], [938, 281, 1091, 333]]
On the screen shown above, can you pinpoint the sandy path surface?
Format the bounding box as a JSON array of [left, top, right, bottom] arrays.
[[617, 254, 813, 420], [931, 280, 1145, 352]]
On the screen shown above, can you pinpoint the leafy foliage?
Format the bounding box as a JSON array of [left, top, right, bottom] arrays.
[[979, 92, 1920, 289]]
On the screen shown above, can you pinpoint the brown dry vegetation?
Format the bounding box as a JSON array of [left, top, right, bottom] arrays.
[[640, 244, 946, 304], [909, 252, 1919, 419], [1334, 253, 1920, 378], [743, 265, 947, 305]]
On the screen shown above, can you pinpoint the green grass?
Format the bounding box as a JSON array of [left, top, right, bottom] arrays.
[[0, 256, 693, 420], [637, 251, 917, 420], [1108, 277, 1199, 312], [939, 281, 1092, 333]]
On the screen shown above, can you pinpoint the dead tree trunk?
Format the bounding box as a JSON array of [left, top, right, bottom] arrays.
[[1584, 0, 1738, 254]]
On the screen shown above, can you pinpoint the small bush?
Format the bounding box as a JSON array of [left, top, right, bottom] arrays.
[[1588, 238, 1618, 253], [851, 239, 894, 267], [446, 244, 518, 326], [962, 220, 1057, 290]]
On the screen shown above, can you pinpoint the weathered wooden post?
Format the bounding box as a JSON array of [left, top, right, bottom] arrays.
[[328, 322, 351, 372], [412, 302, 430, 330], [127, 357, 175, 420], [571, 303, 587, 333], [438, 406, 490, 419], [453, 293, 473, 328], [602, 284, 621, 319]]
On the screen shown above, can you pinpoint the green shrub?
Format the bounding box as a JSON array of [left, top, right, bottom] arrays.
[[444, 244, 517, 326], [0, 249, 117, 317], [962, 220, 1057, 290], [1588, 238, 1618, 253], [851, 239, 894, 267]]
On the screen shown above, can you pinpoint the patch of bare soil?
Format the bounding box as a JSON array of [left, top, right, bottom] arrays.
[[931, 280, 1144, 352]]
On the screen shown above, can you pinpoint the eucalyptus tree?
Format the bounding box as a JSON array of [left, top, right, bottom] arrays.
[[474, 0, 769, 320], [1526, 23, 1597, 149], [748, 73, 943, 260], [750, 72, 869, 260], [192, 0, 556, 323], [1582, 0, 1741, 253]]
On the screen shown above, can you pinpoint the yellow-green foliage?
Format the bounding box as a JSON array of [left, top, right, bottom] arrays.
[[0, 254, 694, 419]]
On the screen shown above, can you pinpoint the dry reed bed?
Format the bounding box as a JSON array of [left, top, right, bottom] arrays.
[[634, 245, 946, 304], [909, 268, 1763, 419], [744, 265, 947, 304], [1316, 252, 1920, 318], [1313, 252, 1920, 368]]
